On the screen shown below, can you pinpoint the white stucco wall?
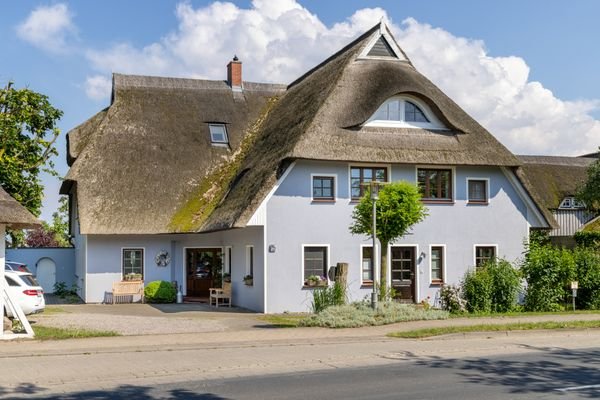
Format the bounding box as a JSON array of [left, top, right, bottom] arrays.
[[83, 227, 265, 311], [265, 160, 534, 313]]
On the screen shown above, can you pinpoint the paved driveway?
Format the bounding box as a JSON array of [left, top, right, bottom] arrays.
[[30, 303, 266, 335]]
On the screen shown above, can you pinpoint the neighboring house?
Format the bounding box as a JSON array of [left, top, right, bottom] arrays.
[[519, 155, 597, 247], [60, 22, 551, 312]]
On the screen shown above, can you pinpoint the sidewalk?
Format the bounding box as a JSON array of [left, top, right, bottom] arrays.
[[3, 310, 600, 357]]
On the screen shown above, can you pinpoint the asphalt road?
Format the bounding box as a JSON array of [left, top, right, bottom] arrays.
[[17, 346, 600, 399]]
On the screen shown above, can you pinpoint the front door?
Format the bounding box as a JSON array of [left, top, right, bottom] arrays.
[[390, 246, 416, 302], [186, 248, 223, 298]]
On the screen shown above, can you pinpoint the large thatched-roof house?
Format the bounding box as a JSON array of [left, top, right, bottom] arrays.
[[61, 22, 552, 312], [519, 155, 597, 247]]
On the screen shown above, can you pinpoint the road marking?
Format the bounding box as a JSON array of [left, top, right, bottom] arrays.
[[556, 384, 600, 392]]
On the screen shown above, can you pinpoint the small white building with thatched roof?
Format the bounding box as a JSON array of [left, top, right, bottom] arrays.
[[60, 22, 552, 312]]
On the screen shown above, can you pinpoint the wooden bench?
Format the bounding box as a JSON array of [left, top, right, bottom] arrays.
[[209, 282, 231, 308], [112, 280, 145, 304]]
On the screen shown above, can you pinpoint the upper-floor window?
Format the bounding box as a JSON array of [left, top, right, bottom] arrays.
[[312, 176, 335, 201], [417, 168, 452, 202], [468, 179, 488, 204], [559, 196, 585, 209], [351, 166, 388, 200], [209, 123, 229, 144], [365, 96, 447, 129]]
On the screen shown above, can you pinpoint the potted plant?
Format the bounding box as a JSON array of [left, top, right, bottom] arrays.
[[243, 275, 253, 286], [223, 273, 231, 283], [124, 273, 142, 281], [305, 275, 327, 287]]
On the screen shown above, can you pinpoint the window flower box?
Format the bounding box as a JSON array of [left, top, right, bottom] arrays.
[[243, 275, 253, 286]]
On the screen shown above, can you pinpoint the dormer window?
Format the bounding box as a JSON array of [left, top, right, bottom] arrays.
[[209, 124, 228, 145], [559, 196, 585, 209], [365, 96, 447, 129]]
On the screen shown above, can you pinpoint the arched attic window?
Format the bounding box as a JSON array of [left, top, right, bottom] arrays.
[[365, 96, 447, 129]]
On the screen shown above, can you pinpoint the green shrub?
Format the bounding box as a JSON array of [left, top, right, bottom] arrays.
[[311, 281, 346, 313], [144, 280, 176, 303], [462, 259, 520, 313], [575, 247, 600, 309], [574, 231, 600, 249], [300, 302, 448, 328], [521, 244, 575, 311], [462, 267, 493, 313]]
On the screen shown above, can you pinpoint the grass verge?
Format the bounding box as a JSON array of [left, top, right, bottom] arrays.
[[32, 326, 120, 340], [450, 310, 600, 319], [258, 314, 307, 328], [42, 306, 68, 315], [388, 320, 600, 339]]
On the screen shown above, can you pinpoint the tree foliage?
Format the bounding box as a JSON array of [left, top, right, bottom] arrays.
[[349, 181, 428, 294], [1, 81, 62, 245], [577, 148, 600, 211]]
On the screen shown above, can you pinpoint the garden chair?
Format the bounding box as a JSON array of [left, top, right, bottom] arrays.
[[209, 281, 231, 307]]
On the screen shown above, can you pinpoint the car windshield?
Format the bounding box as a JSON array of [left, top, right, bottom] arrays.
[[19, 274, 40, 287]]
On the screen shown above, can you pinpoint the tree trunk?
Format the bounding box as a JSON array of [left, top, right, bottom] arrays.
[[380, 240, 388, 291]]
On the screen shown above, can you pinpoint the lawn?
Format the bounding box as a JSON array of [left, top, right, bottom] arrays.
[[258, 313, 307, 328], [388, 320, 600, 339], [32, 326, 120, 340]]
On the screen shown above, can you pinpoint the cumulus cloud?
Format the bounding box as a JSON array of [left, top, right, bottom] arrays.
[[84, 75, 112, 101], [16, 3, 76, 53], [83, 0, 599, 155]]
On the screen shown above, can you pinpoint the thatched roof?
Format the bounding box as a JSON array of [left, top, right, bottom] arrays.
[[581, 216, 600, 232], [0, 187, 41, 229], [64, 22, 544, 234], [61, 74, 285, 234], [518, 155, 594, 210]]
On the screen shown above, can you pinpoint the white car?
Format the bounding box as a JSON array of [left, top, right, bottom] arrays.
[[3, 271, 45, 317]]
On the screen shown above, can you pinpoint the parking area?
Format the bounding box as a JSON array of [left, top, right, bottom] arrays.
[[29, 303, 264, 335]]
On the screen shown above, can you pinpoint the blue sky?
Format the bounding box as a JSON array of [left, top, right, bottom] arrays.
[[3, 1, 600, 221]]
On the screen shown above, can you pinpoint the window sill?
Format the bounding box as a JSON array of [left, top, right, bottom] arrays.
[[467, 200, 488, 205], [302, 285, 328, 290], [360, 283, 374, 289], [312, 199, 336, 203], [422, 199, 454, 205], [430, 281, 444, 286]]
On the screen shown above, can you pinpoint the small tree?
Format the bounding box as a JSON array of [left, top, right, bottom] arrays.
[[349, 181, 427, 296], [0, 81, 63, 245], [577, 148, 600, 211]]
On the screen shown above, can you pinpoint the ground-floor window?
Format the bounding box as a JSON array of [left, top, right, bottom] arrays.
[[245, 246, 254, 277], [430, 246, 444, 284], [361, 246, 373, 283], [475, 246, 496, 267], [122, 248, 144, 279], [303, 246, 328, 281]]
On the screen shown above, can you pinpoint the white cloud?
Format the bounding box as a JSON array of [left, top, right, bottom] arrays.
[[16, 3, 76, 53], [83, 0, 600, 155], [84, 75, 112, 101]]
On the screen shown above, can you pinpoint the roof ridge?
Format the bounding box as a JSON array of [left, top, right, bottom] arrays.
[[112, 73, 286, 92]]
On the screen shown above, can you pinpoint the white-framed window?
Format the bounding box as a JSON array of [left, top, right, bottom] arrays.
[[365, 96, 447, 129], [360, 245, 374, 284], [311, 174, 336, 201], [224, 246, 232, 274], [467, 178, 489, 204], [474, 245, 497, 268], [245, 245, 254, 277], [209, 123, 229, 144], [122, 248, 144, 279], [302, 245, 329, 283], [417, 167, 454, 202], [559, 196, 586, 209], [350, 165, 389, 200], [429, 245, 445, 284]]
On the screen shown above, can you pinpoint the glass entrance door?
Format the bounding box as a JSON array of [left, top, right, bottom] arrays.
[[390, 246, 415, 302], [186, 248, 223, 298]]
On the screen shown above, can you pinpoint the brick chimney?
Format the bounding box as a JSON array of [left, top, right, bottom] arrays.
[[227, 55, 242, 90]]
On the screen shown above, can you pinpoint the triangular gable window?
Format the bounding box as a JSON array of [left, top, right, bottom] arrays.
[[367, 36, 396, 58]]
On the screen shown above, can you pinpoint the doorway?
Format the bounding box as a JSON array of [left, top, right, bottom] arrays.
[[36, 257, 56, 294], [390, 246, 416, 302], [185, 248, 223, 298]]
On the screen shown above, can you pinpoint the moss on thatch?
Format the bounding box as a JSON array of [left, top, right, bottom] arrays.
[[582, 217, 600, 233], [168, 97, 280, 232]]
